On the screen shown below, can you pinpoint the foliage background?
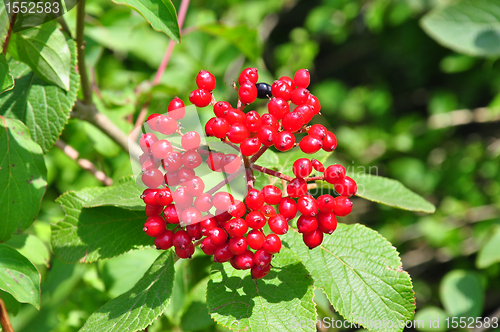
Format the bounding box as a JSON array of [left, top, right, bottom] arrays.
[[2, 0, 500, 331]]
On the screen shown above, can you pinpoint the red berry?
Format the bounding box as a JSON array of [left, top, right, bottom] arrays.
[[173, 187, 193, 208], [324, 164, 346, 184], [303, 229, 323, 249], [308, 124, 327, 140], [175, 243, 195, 259], [317, 194, 335, 213], [297, 195, 318, 217], [196, 70, 216, 90], [295, 104, 314, 123], [225, 218, 249, 237], [317, 211, 337, 234], [297, 215, 318, 233], [274, 131, 295, 152], [200, 215, 217, 233], [146, 113, 161, 131], [201, 237, 218, 255], [253, 249, 273, 267], [282, 111, 304, 132], [181, 131, 201, 150], [271, 80, 293, 100], [334, 176, 357, 197], [163, 204, 179, 224], [156, 115, 178, 135], [227, 123, 249, 143], [299, 135, 322, 154], [238, 67, 258, 85], [262, 185, 282, 205], [245, 111, 261, 132], [168, 97, 186, 120], [279, 76, 294, 88], [245, 189, 265, 210], [162, 151, 183, 172], [286, 177, 308, 197], [186, 223, 202, 240], [181, 207, 203, 225], [261, 113, 279, 132], [142, 189, 159, 205], [290, 87, 310, 105], [189, 88, 211, 107], [140, 154, 159, 171], [251, 263, 271, 279], [267, 97, 290, 119], [258, 125, 276, 147], [220, 154, 242, 174], [226, 109, 246, 124], [306, 94, 321, 114], [211, 118, 230, 139], [164, 171, 180, 187], [228, 200, 246, 218], [139, 133, 158, 152], [239, 81, 257, 105], [214, 243, 234, 263], [311, 159, 325, 172], [240, 138, 261, 156], [228, 236, 247, 255], [294, 69, 310, 88], [245, 211, 266, 229], [205, 117, 216, 136], [194, 193, 213, 212], [213, 101, 231, 118], [293, 158, 313, 178], [260, 205, 277, 218], [182, 150, 202, 169], [143, 216, 166, 237], [263, 234, 281, 254], [178, 167, 196, 184], [209, 227, 228, 246], [322, 131, 337, 151], [268, 214, 288, 235], [206, 152, 224, 172], [212, 192, 234, 210], [234, 250, 255, 269], [142, 169, 164, 188], [151, 139, 173, 159], [278, 197, 297, 220], [155, 188, 173, 206], [155, 230, 174, 249], [246, 230, 265, 250], [173, 229, 191, 249], [145, 204, 163, 216], [333, 196, 353, 217]]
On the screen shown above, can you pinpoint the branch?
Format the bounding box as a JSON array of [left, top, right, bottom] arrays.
[[304, 175, 324, 182], [0, 299, 14, 332], [243, 156, 254, 190], [251, 164, 293, 182], [76, 0, 92, 104], [56, 140, 113, 186], [2, 11, 17, 55], [250, 145, 268, 163], [206, 169, 245, 195], [428, 107, 500, 129]]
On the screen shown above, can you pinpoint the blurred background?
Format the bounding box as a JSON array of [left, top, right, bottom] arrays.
[[5, 0, 500, 331]]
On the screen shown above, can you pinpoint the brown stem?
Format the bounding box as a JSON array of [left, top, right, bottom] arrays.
[[206, 169, 245, 195], [304, 175, 324, 182], [2, 11, 17, 55], [250, 145, 268, 163], [251, 164, 293, 182], [0, 299, 14, 332], [76, 0, 92, 104], [243, 156, 254, 190]]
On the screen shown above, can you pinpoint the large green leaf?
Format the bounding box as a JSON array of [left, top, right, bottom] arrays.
[[0, 39, 79, 153], [80, 250, 176, 332], [51, 186, 152, 263], [0, 244, 41, 309], [111, 0, 180, 42], [0, 54, 14, 92], [476, 226, 500, 268], [0, 117, 47, 242], [284, 225, 415, 332], [440, 270, 484, 318], [421, 0, 500, 56], [14, 21, 71, 90], [83, 176, 144, 211], [207, 247, 316, 332], [5, 234, 50, 267]]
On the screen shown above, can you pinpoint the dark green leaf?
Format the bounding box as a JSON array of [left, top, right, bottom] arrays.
[[0, 54, 14, 92], [440, 270, 484, 318], [0, 117, 47, 242], [83, 176, 144, 211], [421, 0, 500, 56], [0, 39, 79, 153], [111, 0, 180, 42], [0, 244, 41, 309], [80, 250, 176, 332], [284, 225, 415, 332], [14, 21, 71, 90], [207, 247, 316, 332], [51, 186, 152, 263]]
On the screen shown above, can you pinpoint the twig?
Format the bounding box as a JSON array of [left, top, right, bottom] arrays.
[[243, 156, 254, 190], [2, 11, 16, 55], [206, 169, 245, 195], [56, 140, 113, 186], [250, 146, 268, 163], [304, 175, 324, 182], [76, 0, 92, 104], [251, 164, 293, 182], [0, 299, 14, 332], [428, 107, 500, 129]]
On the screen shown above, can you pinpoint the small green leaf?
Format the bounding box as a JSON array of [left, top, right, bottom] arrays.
[[80, 250, 176, 332], [440, 270, 484, 318], [413, 306, 448, 332], [0, 244, 41, 309], [0, 54, 14, 92], [0, 39, 79, 152], [83, 176, 144, 211], [0, 117, 47, 242], [207, 247, 316, 332], [199, 24, 262, 61], [14, 21, 71, 90], [4, 234, 50, 267], [284, 225, 415, 332], [256, 149, 279, 169], [347, 173, 435, 213], [111, 0, 180, 42], [51, 186, 153, 263], [421, 0, 500, 56], [476, 226, 500, 268]]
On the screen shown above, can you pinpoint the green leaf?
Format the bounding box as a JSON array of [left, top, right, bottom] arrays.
[[207, 247, 316, 332], [283, 225, 415, 332], [4, 234, 50, 267], [14, 21, 71, 90], [349, 173, 436, 213], [0, 244, 41, 309], [0, 54, 14, 92], [0, 290, 22, 316], [51, 186, 153, 263], [0, 39, 79, 152], [256, 149, 279, 169], [199, 24, 262, 61], [0, 5, 9, 50], [413, 306, 448, 332], [476, 226, 500, 268], [0, 117, 47, 242], [111, 0, 180, 42], [83, 176, 144, 211], [80, 250, 176, 332], [440, 270, 484, 318], [181, 277, 214, 331], [420, 0, 500, 56]]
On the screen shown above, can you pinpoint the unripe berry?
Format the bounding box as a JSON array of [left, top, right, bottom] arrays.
[[303, 229, 323, 249], [297, 195, 318, 217], [246, 230, 265, 250], [299, 135, 322, 154], [334, 176, 357, 197], [287, 178, 308, 197], [263, 234, 281, 254], [173, 229, 191, 249], [239, 81, 257, 105], [168, 97, 186, 120], [253, 249, 273, 267], [251, 263, 271, 279], [317, 211, 338, 234], [238, 67, 258, 85], [333, 196, 353, 217], [196, 70, 216, 90], [294, 69, 310, 88], [324, 164, 346, 184], [267, 97, 290, 119], [268, 214, 288, 235], [278, 197, 298, 220], [317, 194, 335, 213], [262, 185, 282, 205], [297, 215, 318, 234], [274, 131, 295, 152], [189, 88, 211, 107], [181, 131, 201, 150], [322, 131, 337, 151], [143, 216, 166, 237], [155, 230, 174, 249], [228, 236, 247, 255], [293, 158, 313, 178], [245, 189, 265, 210]]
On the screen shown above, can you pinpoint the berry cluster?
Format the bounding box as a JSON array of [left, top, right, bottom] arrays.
[[138, 68, 356, 279]]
